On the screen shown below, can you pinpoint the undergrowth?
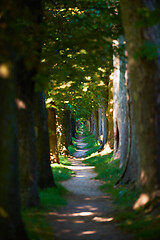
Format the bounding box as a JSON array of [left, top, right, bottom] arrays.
[[68, 137, 77, 156], [22, 155, 74, 240], [83, 152, 160, 240], [82, 132, 101, 157]]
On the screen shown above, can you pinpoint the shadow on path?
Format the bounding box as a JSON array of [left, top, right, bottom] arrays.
[[48, 136, 134, 240]]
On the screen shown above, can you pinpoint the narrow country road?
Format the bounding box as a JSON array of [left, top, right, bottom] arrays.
[[48, 136, 134, 240]]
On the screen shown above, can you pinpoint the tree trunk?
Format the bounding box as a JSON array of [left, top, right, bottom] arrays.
[[65, 110, 72, 146], [101, 102, 108, 149], [119, 36, 128, 168], [120, 0, 160, 205], [119, 84, 140, 184], [93, 110, 99, 139], [113, 37, 128, 166], [106, 77, 114, 149], [0, 70, 28, 240], [57, 113, 69, 156], [71, 117, 76, 138], [98, 107, 102, 141], [16, 59, 40, 207], [48, 105, 59, 163], [34, 92, 56, 188]]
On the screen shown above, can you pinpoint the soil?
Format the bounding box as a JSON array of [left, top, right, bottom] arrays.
[[48, 136, 134, 240]]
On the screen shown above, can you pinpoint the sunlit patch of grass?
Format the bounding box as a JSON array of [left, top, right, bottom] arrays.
[[68, 145, 76, 156], [59, 155, 71, 165], [51, 164, 75, 181]]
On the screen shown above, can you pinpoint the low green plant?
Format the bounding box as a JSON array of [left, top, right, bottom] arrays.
[[23, 156, 74, 240], [68, 144, 76, 156], [59, 155, 71, 165], [83, 152, 160, 240], [22, 184, 67, 240], [51, 163, 75, 181]]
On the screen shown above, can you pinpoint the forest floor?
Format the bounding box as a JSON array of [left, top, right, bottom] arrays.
[[47, 135, 134, 240]]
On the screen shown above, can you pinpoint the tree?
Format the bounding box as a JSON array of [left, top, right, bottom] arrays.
[[47, 102, 60, 163], [0, 0, 29, 234], [0, 67, 28, 240], [120, 0, 160, 207], [34, 91, 56, 187]]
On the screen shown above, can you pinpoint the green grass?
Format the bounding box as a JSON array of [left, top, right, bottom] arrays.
[[51, 164, 75, 181], [23, 155, 74, 240], [59, 155, 71, 165], [22, 185, 67, 240], [83, 152, 160, 240], [81, 131, 101, 157], [68, 144, 76, 156]]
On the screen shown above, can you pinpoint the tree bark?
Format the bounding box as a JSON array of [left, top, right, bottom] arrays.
[[113, 37, 128, 166], [57, 113, 69, 156], [16, 59, 40, 207], [34, 92, 56, 188], [101, 102, 108, 149], [93, 110, 99, 139], [71, 117, 76, 138], [120, 0, 160, 203], [0, 69, 28, 240], [98, 107, 102, 141], [65, 110, 72, 146], [106, 77, 114, 149], [48, 105, 59, 163]]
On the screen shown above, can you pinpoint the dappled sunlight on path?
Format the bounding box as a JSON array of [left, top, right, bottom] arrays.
[[48, 136, 134, 240]]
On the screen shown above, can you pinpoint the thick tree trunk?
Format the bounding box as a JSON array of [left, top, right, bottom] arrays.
[[16, 59, 40, 207], [101, 102, 108, 149], [119, 87, 140, 184], [98, 107, 102, 141], [48, 106, 59, 163], [120, 0, 160, 205], [113, 44, 121, 159], [113, 37, 128, 166], [93, 110, 99, 139], [57, 113, 69, 156], [0, 72, 28, 240], [65, 110, 72, 146], [71, 117, 76, 138], [34, 92, 56, 188], [106, 77, 114, 149]]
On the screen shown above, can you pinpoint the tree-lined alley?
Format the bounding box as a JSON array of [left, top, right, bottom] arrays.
[[0, 0, 160, 239]]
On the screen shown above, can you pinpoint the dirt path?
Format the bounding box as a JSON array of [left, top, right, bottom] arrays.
[[48, 137, 134, 240]]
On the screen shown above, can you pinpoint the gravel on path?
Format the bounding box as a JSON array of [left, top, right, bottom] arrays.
[[48, 137, 134, 240]]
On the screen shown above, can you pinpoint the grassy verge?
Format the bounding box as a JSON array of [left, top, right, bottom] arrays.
[[83, 152, 160, 240], [22, 155, 74, 240], [82, 133, 101, 157], [68, 137, 77, 156]]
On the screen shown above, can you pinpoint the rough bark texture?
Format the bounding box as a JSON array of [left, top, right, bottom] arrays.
[[34, 92, 56, 188], [120, 0, 160, 197], [113, 37, 128, 166], [0, 72, 28, 240], [16, 59, 40, 207], [121, 86, 140, 184], [48, 106, 59, 163]]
